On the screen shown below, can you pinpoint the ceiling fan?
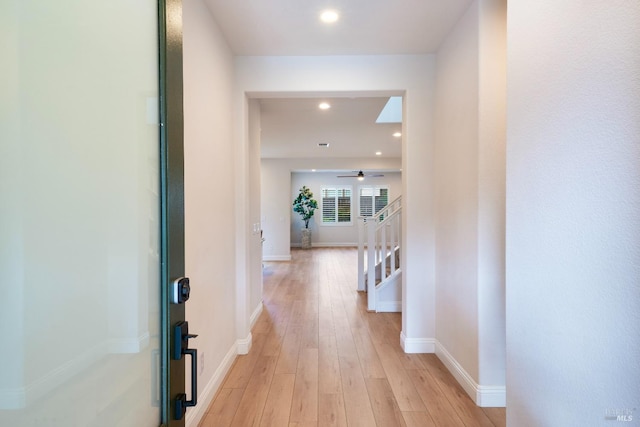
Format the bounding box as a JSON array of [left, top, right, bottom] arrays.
[[337, 170, 384, 180]]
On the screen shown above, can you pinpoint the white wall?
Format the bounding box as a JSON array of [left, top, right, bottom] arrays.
[[183, 1, 238, 425], [236, 55, 436, 349], [248, 99, 263, 317], [477, 0, 507, 394], [290, 171, 402, 246], [435, 0, 481, 384], [433, 0, 506, 406], [261, 159, 293, 260], [506, 1, 640, 425]]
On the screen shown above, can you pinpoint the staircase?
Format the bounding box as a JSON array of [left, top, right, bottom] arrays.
[[357, 196, 402, 312]]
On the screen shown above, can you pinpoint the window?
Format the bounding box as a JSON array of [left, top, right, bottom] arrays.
[[321, 187, 352, 224], [359, 186, 389, 217]]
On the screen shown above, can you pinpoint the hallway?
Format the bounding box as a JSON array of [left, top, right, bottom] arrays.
[[199, 248, 505, 427]]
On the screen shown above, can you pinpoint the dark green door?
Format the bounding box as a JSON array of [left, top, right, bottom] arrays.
[[159, 1, 195, 426]]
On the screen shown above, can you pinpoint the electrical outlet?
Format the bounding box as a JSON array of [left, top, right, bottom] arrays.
[[199, 352, 204, 375]]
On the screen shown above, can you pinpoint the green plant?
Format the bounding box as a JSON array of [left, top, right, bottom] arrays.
[[292, 186, 318, 229]]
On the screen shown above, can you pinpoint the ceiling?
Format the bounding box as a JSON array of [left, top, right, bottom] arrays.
[[203, 0, 473, 56], [260, 97, 402, 159], [203, 0, 473, 162]]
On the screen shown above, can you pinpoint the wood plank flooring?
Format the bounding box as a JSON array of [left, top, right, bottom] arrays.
[[199, 248, 505, 427]]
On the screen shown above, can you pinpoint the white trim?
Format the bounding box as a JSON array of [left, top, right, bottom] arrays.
[[262, 255, 292, 261], [376, 301, 402, 312], [250, 302, 263, 330], [400, 332, 436, 353], [375, 269, 402, 292], [186, 342, 238, 427], [189, 302, 263, 427], [318, 222, 353, 227], [435, 341, 506, 407], [397, 336, 506, 407], [475, 385, 507, 407], [290, 242, 357, 248], [237, 333, 252, 355], [435, 341, 476, 403]]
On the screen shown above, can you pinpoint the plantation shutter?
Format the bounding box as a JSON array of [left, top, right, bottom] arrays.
[[321, 187, 352, 224], [375, 188, 388, 214], [359, 187, 374, 217], [322, 188, 337, 222], [359, 186, 389, 217], [337, 188, 351, 223]]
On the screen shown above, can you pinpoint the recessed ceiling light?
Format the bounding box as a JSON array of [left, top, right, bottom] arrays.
[[311, 169, 316, 172], [320, 10, 339, 24], [393, 132, 402, 138], [318, 102, 331, 110], [375, 151, 382, 156]]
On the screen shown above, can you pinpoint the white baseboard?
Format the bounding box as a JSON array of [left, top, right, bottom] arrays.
[[475, 385, 507, 407], [398, 335, 506, 407], [237, 304, 261, 356], [250, 302, 263, 329], [186, 342, 238, 427], [237, 333, 252, 355], [376, 301, 402, 312], [188, 327, 276, 427], [400, 332, 436, 353], [435, 341, 506, 407], [290, 242, 357, 248], [262, 255, 292, 261]]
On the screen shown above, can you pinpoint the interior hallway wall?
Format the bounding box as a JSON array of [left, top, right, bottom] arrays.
[[261, 159, 293, 261], [506, 0, 640, 424], [435, 0, 481, 387], [433, 0, 506, 406], [248, 99, 263, 319], [183, 1, 238, 424]]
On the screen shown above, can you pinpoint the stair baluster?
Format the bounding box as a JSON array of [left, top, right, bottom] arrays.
[[358, 196, 402, 312]]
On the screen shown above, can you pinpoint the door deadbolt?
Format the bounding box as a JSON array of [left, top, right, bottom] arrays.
[[171, 277, 190, 304]]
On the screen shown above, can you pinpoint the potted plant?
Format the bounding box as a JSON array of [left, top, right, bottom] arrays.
[[292, 186, 318, 249]]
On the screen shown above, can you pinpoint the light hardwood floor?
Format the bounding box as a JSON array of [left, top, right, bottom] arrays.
[[200, 248, 506, 427]]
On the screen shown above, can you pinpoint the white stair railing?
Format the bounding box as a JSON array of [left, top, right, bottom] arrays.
[[357, 196, 402, 311]]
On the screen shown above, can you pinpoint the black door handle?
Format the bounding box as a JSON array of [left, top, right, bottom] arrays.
[[173, 321, 198, 420], [175, 348, 197, 419]]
